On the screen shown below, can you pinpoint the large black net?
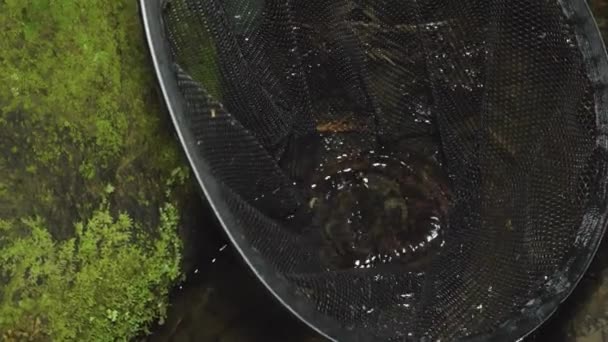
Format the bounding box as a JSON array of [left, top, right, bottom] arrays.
[[141, 0, 608, 340]]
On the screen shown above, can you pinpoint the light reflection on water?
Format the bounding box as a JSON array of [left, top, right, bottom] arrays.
[[299, 144, 450, 271]]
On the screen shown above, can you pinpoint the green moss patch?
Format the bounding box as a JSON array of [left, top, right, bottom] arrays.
[[0, 0, 192, 339]]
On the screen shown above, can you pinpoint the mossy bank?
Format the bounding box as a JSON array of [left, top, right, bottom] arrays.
[[0, 1, 195, 340]]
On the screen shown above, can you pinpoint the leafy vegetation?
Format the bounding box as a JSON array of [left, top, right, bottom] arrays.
[[0, 199, 182, 341], [0, 0, 194, 340]]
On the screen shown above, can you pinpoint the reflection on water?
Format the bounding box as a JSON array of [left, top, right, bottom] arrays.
[[145, 1, 608, 341], [299, 146, 450, 271]]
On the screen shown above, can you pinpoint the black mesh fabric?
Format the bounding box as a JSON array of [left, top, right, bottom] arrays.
[[145, 0, 608, 340]]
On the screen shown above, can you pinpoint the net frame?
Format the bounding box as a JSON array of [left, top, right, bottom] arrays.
[[139, 0, 608, 340]]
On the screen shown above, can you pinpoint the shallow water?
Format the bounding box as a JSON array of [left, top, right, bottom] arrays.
[[144, 1, 608, 341]]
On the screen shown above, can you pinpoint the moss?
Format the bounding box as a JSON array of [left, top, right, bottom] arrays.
[[0, 0, 191, 223], [0, 0, 196, 340], [0, 200, 182, 341]]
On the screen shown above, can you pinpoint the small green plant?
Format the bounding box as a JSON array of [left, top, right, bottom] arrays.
[[0, 200, 182, 341]]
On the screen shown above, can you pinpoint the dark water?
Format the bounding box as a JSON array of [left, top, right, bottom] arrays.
[[145, 1, 608, 341], [142, 193, 321, 342], [296, 146, 449, 271]]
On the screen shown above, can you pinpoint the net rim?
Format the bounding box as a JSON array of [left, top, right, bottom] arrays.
[[459, 0, 608, 340], [139, 0, 362, 340], [139, 0, 608, 340]]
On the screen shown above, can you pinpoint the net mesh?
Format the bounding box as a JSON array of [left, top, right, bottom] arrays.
[[152, 0, 608, 340]]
